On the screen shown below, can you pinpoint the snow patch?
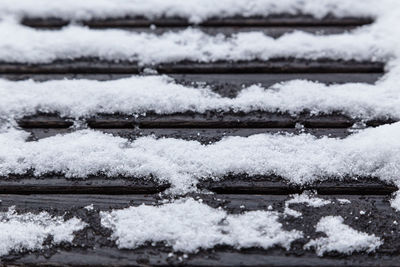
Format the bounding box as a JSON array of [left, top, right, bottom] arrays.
[[0, 0, 382, 22], [0, 206, 86, 256], [100, 198, 303, 252], [305, 216, 383, 256], [284, 192, 331, 218], [2, 76, 400, 121], [1, 123, 399, 194]]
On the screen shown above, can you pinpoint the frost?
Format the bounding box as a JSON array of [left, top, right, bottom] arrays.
[[100, 198, 303, 252], [1, 123, 399, 194], [0, 206, 86, 256], [305, 216, 383, 256], [284, 192, 331, 218]]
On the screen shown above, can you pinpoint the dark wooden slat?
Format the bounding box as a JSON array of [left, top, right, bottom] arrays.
[[13, 26, 360, 37], [1, 194, 400, 266], [21, 15, 373, 28], [0, 59, 384, 74], [0, 175, 395, 195], [18, 112, 393, 129], [0, 73, 382, 98], [26, 128, 353, 142]]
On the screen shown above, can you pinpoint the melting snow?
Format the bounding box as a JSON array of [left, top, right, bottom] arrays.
[[100, 198, 303, 252], [305, 216, 383, 256], [0, 207, 86, 256]]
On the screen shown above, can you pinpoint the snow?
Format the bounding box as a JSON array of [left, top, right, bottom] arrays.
[[0, 20, 394, 64], [100, 198, 303, 252], [0, 0, 399, 65], [284, 192, 331, 217], [390, 192, 400, 212], [0, 0, 383, 22], [0, 206, 86, 256], [1, 122, 399, 193], [305, 216, 382, 256], [1, 75, 400, 121]]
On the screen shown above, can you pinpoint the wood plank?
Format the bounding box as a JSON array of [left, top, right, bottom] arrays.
[[1, 194, 399, 266], [21, 15, 373, 28], [0, 59, 384, 74], [0, 175, 395, 195], [26, 128, 353, 142], [0, 73, 382, 98], [17, 112, 393, 129]]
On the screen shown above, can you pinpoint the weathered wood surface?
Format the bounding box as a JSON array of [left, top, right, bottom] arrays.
[[0, 175, 395, 195], [21, 15, 373, 28], [1, 194, 399, 266], [0, 59, 384, 74]]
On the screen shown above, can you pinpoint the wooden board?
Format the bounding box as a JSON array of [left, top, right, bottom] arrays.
[[0, 175, 395, 195], [0, 59, 385, 74], [1, 194, 399, 266], [17, 112, 393, 129], [21, 15, 373, 28]]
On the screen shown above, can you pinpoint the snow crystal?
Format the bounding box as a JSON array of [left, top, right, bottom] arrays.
[[100, 198, 302, 252], [284, 192, 331, 218], [1, 75, 400, 121], [0, 206, 86, 256], [305, 216, 382, 256], [1, 123, 399, 194], [0, 0, 381, 22]]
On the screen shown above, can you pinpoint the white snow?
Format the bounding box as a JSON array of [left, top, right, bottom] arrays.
[[0, 0, 383, 22], [284, 192, 331, 218], [1, 75, 400, 121], [305, 216, 382, 256], [390, 192, 400, 212], [0, 20, 394, 64], [1, 123, 399, 193], [100, 198, 303, 252], [0, 206, 86, 256], [0, 0, 398, 65]]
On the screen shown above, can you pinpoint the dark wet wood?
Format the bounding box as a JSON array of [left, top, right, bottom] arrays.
[[0, 175, 395, 195], [17, 112, 394, 129], [1, 194, 400, 266], [0, 59, 384, 74], [26, 127, 353, 142], [21, 15, 373, 28]]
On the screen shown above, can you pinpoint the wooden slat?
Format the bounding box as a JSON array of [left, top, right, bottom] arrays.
[[0, 175, 395, 195], [0, 59, 384, 74], [17, 112, 394, 129], [21, 15, 373, 28], [26, 128, 353, 142], [1, 194, 399, 266]]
